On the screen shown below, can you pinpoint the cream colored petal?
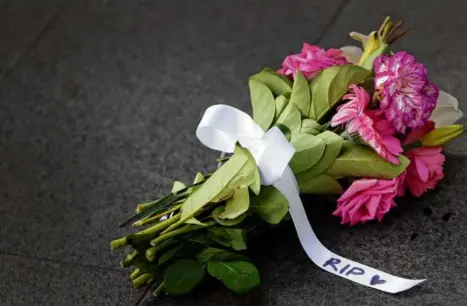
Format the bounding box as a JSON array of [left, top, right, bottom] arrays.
[[436, 90, 459, 108], [340, 46, 363, 64], [430, 108, 463, 127]]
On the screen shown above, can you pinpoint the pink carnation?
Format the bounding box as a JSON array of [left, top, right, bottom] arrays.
[[374, 51, 438, 133], [400, 122, 445, 197], [278, 43, 348, 79], [333, 178, 401, 226], [331, 85, 402, 164]]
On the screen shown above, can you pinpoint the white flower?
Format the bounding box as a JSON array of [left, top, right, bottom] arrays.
[[340, 32, 367, 64], [340, 40, 463, 128], [340, 46, 363, 64], [430, 91, 464, 127]]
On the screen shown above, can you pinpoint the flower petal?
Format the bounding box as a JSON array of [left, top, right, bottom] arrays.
[[430, 108, 464, 127], [436, 90, 459, 108], [340, 46, 363, 64]]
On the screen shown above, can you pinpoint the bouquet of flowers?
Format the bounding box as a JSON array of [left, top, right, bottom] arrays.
[[110, 17, 463, 300]]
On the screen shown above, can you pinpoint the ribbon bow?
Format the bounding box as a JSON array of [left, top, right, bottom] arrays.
[[196, 104, 425, 294]]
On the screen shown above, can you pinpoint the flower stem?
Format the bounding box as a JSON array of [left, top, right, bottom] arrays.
[[136, 199, 160, 213], [131, 273, 154, 289], [111, 215, 181, 249], [403, 140, 422, 152], [110, 237, 128, 250], [120, 250, 139, 267], [129, 215, 180, 239], [145, 239, 178, 262], [132, 204, 182, 228], [152, 281, 165, 297], [130, 268, 141, 280], [150, 221, 215, 246]]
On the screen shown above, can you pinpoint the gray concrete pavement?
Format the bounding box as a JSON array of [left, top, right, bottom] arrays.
[[1, 0, 466, 305]]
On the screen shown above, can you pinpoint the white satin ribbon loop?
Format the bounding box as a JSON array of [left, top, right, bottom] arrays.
[[196, 104, 294, 185], [196, 104, 425, 294]]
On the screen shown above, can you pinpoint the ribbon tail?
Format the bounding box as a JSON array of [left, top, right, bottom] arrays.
[[273, 167, 425, 294]]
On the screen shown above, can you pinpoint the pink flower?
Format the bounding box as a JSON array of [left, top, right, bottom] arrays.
[[333, 178, 400, 226], [331, 84, 369, 126], [331, 85, 402, 164], [405, 147, 445, 197], [278, 43, 348, 79], [374, 51, 438, 133], [401, 122, 445, 197]]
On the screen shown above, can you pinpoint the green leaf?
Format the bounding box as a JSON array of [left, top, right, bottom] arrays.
[[185, 217, 208, 226], [308, 65, 371, 121], [158, 244, 185, 265], [211, 251, 250, 262], [326, 142, 410, 179], [180, 145, 260, 222], [207, 261, 260, 294], [207, 227, 247, 251], [300, 118, 321, 135], [289, 133, 326, 173], [164, 259, 205, 295], [274, 123, 291, 141], [298, 173, 343, 194], [175, 242, 205, 258], [290, 70, 311, 116], [193, 172, 205, 184], [274, 95, 289, 120], [190, 234, 213, 246], [220, 187, 249, 219], [276, 103, 301, 134], [171, 181, 186, 193], [196, 247, 226, 263], [250, 70, 292, 96], [249, 79, 275, 131], [360, 44, 389, 70], [197, 247, 249, 263], [212, 206, 246, 226], [251, 186, 289, 224], [297, 131, 343, 180]]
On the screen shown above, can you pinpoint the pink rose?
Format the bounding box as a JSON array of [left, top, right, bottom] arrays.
[[401, 122, 445, 197], [333, 178, 401, 226], [278, 43, 348, 79]]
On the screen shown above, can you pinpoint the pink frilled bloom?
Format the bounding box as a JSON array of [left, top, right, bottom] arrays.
[[331, 85, 402, 164], [400, 122, 445, 197], [333, 178, 402, 226], [278, 43, 348, 79], [374, 51, 438, 133]]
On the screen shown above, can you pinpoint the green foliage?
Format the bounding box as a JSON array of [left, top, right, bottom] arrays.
[[249, 79, 275, 131], [164, 259, 205, 295], [298, 173, 343, 195], [289, 133, 326, 173], [275, 103, 301, 134], [308, 65, 371, 121], [300, 118, 321, 135], [207, 261, 260, 294], [274, 95, 289, 120], [212, 206, 246, 226], [180, 145, 260, 222], [207, 227, 247, 251], [250, 69, 292, 96], [326, 142, 410, 179], [220, 187, 250, 219], [251, 186, 289, 224], [289, 70, 311, 116]]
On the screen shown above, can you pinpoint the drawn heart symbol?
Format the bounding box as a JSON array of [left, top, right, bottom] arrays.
[[370, 274, 386, 286]]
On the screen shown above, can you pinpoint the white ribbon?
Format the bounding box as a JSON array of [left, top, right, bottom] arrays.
[[197, 104, 425, 293]]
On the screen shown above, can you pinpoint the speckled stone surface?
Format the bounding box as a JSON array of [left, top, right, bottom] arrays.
[[0, 0, 466, 305]]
